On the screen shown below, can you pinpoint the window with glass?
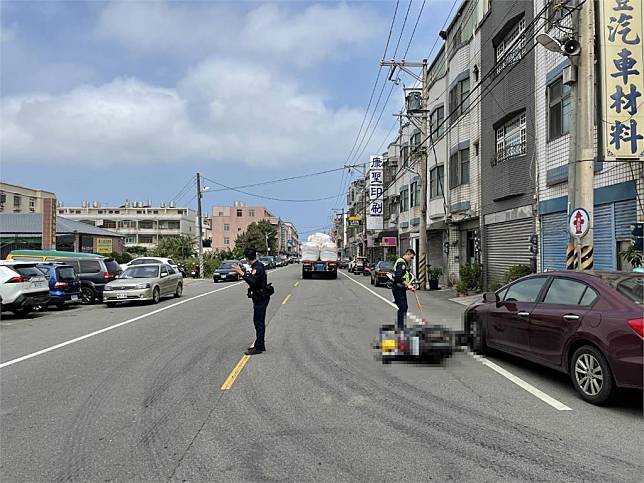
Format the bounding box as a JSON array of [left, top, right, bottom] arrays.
[[400, 187, 409, 212], [236, 209, 243, 217], [449, 147, 470, 189], [430, 166, 444, 199], [224, 237, 230, 245], [138, 235, 154, 244], [102, 220, 117, 229], [224, 223, 230, 231], [495, 113, 526, 163], [410, 181, 420, 207], [548, 78, 572, 140], [496, 18, 526, 73], [449, 77, 470, 122], [249, 209, 255, 217], [543, 278, 598, 305], [13, 195, 21, 206], [503, 277, 547, 302], [429, 106, 445, 140]]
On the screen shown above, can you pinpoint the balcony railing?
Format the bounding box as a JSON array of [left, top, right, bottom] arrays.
[[490, 141, 526, 167]]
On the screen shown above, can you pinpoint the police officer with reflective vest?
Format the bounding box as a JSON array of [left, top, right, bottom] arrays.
[[392, 248, 416, 330], [233, 248, 272, 355]]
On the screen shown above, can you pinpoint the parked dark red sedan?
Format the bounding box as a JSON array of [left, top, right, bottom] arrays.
[[464, 271, 643, 404]]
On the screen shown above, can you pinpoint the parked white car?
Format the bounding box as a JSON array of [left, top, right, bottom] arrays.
[[0, 261, 50, 316], [123, 257, 180, 274]]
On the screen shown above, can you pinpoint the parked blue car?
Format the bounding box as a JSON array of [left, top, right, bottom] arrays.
[[37, 263, 82, 309]]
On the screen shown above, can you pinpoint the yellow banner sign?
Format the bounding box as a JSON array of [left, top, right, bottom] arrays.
[[96, 238, 113, 254], [600, 0, 644, 159], [348, 215, 363, 221]]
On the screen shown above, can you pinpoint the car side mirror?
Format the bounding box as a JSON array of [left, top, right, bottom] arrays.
[[483, 292, 499, 303]]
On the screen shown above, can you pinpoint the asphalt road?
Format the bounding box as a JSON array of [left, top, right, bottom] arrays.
[[1, 264, 641, 482]]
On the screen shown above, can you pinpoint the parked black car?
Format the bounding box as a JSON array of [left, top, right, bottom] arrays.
[[213, 260, 241, 283], [52, 257, 122, 304]]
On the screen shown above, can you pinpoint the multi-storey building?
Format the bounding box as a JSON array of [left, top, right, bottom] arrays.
[[346, 178, 367, 257], [58, 200, 196, 250], [0, 182, 58, 250], [479, 0, 537, 287], [281, 221, 300, 256], [211, 201, 278, 252], [534, 0, 642, 272]]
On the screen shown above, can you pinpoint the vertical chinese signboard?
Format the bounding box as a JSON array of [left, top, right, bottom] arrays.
[[600, 0, 644, 159], [367, 155, 384, 231]]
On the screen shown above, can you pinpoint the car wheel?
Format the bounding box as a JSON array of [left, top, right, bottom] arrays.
[[570, 345, 614, 405], [174, 283, 183, 298], [468, 316, 487, 354], [152, 287, 161, 304], [12, 307, 31, 317], [213, 277, 218, 283], [80, 286, 96, 305], [106, 302, 117, 308]]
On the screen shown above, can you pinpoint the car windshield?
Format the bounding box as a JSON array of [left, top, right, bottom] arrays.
[[219, 262, 235, 269], [609, 276, 644, 305], [56, 267, 77, 281], [105, 260, 121, 273], [14, 266, 43, 277], [378, 262, 394, 270], [121, 266, 159, 279]]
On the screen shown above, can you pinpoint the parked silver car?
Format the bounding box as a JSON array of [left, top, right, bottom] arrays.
[[103, 264, 182, 307]]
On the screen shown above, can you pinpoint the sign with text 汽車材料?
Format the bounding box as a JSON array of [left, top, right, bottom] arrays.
[[600, 0, 644, 159], [367, 155, 384, 231]]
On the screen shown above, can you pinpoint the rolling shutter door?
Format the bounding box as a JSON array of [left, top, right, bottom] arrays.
[[485, 217, 533, 285], [540, 212, 568, 271], [614, 199, 637, 240], [593, 204, 615, 270]]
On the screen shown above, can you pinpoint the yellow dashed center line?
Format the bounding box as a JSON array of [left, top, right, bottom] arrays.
[[282, 293, 292, 305], [221, 355, 251, 390]]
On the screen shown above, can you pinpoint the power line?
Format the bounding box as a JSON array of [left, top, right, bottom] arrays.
[[402, 0, 427, 59], [205, 166, 347, 193], [201, 175, 338, 203], [170, 175, 196, 203]]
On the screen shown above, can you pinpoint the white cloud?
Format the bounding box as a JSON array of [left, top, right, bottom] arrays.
[[97, 0, 382, 66], [1, 59, 388, 167], [1, 2, 392, 169]]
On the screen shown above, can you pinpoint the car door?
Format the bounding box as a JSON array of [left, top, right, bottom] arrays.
[[486, 276, 549, 355], [529, 277, 598, 367], [78, 259, 103, 286], [159, 265, 171, 295]]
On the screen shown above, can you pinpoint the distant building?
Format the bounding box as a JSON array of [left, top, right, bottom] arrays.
[[0, 182, 58, 250], [58, 200, 196, 250], [280, 221, 300, 255], [211, 201, 278, 251], [0, 213, 124, 259]]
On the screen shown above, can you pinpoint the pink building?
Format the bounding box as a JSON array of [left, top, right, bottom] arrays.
[[211, 201, 278, 251]]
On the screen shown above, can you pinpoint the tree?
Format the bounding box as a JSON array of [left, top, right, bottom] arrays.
[[234, 220, 277, 255], [154, 235, 196, 260], [127, 245, 148, 256]]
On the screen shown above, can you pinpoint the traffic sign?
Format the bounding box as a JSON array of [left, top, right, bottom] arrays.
[[569, 208, 590, 238]]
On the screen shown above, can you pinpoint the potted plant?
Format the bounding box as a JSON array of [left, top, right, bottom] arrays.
[[428, 267, 443, 290]]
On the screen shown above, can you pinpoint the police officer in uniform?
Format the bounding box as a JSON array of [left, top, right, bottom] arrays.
[[233, 248, 271, 355], [392, 248, 416, 330]]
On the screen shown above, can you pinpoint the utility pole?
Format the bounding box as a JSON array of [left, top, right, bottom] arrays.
[[381, 59, 429, 288], [571, 0, 595, 270], [196, 172, 204, 279]]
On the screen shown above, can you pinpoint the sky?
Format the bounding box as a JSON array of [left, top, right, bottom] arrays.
[[0, 0, 457, 237]]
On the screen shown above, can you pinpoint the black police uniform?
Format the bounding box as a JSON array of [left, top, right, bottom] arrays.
[[242, 259, 270, 351], [392, 258, 410, 330]]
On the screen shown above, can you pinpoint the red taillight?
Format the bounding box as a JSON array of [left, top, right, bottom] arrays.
[[398, 338, 405, 352], [6, 276, 26, 283], [103, 272, 112, 280], [377, 271, 385, 276], [54, 282, 69, 288], [627, 318, 644, 337]]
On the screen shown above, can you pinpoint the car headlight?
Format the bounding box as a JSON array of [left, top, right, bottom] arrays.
[[134, 283, 151, 289], [104, 285, 113, 291]]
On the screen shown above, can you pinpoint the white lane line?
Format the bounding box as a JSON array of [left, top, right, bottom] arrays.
[[468, 352, 572, 411], [0, 281, 245, 370], [341, 271, 573, 411]]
